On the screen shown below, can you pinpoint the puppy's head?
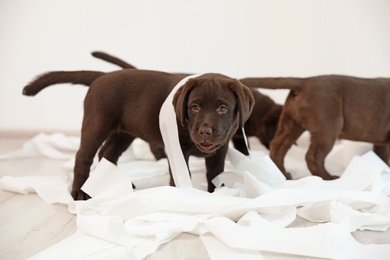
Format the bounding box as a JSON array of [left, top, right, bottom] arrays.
[[173, 73, 254, 154]]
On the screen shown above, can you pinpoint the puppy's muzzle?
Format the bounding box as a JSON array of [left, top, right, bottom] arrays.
[[194, 125, 223, 153]]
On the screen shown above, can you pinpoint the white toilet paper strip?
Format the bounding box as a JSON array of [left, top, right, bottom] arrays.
[[158, 74, 201, 188]]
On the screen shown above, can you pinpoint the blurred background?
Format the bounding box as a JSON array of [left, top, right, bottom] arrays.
[[1, 0, 390, 135]]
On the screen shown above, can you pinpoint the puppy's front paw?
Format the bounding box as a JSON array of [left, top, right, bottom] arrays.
[[71, 189, 91, 201]]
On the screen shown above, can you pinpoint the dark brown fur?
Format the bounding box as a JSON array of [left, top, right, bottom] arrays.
[[92, 51, 282, 155], [23, 69, 254, 200], [241, 76, 390, 179]]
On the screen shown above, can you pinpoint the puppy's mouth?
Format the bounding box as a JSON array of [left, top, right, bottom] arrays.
[[196, 141, 219, 153]]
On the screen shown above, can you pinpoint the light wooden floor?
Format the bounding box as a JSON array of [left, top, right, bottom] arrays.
[[0, 137, 389, 260]]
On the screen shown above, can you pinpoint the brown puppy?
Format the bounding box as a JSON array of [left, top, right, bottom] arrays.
[[92, 51, 282, 155], [23, 69, 254, 200], [241, 76, 390, 180]]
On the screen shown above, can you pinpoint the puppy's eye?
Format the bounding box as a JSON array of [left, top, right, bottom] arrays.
[[217, 104, 228, 114], [190, 104, 200, 112]]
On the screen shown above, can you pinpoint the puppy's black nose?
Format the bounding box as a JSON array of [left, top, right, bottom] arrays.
[[198, 126, 213, 137]]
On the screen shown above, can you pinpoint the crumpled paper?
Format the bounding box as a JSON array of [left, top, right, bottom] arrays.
[[2, 141, 390, 260], [16, 161, 388, 260], [0, 132, 79, 160], [1, 75, 390, 259]]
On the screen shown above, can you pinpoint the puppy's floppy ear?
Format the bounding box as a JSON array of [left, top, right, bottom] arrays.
[[228, 80, 255, 127], [172, 78, 197, 127]]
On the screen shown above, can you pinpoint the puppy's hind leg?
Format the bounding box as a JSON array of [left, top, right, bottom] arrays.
[[270, 113, 304, 179], [305, 131, 339, 180], [72, 117, 115, 200], [98, 132, 136, 189], [149, 144, 166, 160], [98, 132, 135, 164]]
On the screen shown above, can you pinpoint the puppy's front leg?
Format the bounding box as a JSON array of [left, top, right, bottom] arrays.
[[98, 132, 135, 163], [72, 116, 114, 200], [205, 143, 229, 192]]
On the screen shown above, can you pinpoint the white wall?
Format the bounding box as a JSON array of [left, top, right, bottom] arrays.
[[1, 0, 390, 134]]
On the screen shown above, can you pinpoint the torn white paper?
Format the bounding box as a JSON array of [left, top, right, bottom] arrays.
[[81, 158, 133, 198], [2, 137, 390, 259]]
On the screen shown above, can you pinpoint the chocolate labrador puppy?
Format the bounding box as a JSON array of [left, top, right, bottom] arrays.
[[241, 76, 390, 180], [23, 69, 254, 200], [92, 51, 282, 155]]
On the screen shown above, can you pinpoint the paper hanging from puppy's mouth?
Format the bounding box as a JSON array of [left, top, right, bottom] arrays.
[[1, 75, 390, 259]]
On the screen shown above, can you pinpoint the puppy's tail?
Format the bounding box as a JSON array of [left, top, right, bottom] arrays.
[[91, 51, 137, 69], [23, 71, 105, 96], [240, 77, 304, 91]]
